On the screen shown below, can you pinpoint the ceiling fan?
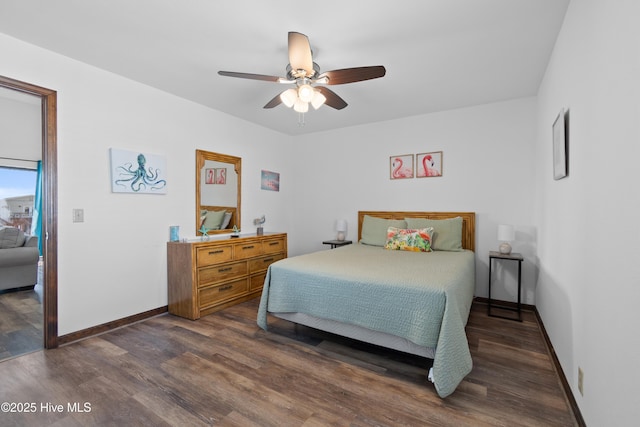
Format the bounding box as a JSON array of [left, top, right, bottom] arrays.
[[218, 32, 386, 114]]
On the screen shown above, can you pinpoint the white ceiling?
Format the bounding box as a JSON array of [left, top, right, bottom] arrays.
[[0, 0, 570, 136]]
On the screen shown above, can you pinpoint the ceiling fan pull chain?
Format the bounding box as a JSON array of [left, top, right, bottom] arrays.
[[298, 112, 306, 126]]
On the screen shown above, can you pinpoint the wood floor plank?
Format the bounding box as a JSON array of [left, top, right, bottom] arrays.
[[162, 352, 314, 426], [0, 298, 580, 426]]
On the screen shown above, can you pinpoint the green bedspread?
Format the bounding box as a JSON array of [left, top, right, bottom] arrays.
[[257, 243, 475, 398]]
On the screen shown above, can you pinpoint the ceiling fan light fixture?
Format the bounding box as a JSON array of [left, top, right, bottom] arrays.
[[311, 90, 326, 110], [297, 84, 315, 103], [280, 88, 297, 108], [218, 32, 386, 118], [293, 98, 309, 113]]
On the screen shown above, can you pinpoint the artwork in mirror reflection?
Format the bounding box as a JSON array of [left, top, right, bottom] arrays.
[[205, 167, 227, 185]]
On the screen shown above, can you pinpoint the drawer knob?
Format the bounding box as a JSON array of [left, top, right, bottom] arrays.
[[263, 258, 274, 263], [269, 242, 279, 246], [218, 267, 232, 273], [242, 245, 255, 250], [209, 250, 224, 255], [219, 285, 232, 292]]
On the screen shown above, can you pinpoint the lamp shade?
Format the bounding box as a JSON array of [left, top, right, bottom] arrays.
[[498, 225, 515, 241], [297, 84, 315, 103], [336, 219, 347, 241], [293, 98, 309, 113], [280, 88, 297, 108], [497, 225, 514, 254], [311, 90, 326, 110]]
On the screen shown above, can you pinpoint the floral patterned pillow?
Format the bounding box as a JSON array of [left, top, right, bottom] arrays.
[[384, 227, 434, 252]]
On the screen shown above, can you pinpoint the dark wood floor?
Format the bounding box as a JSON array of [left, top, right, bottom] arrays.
[[0, 298, 579, 426], [0, 284, 43, 360]]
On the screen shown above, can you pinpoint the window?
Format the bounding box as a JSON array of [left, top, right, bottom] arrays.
[[0, 166, 37, 230]]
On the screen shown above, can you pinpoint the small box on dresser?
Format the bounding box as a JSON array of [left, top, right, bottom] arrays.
[[167, 232, 287, 320]]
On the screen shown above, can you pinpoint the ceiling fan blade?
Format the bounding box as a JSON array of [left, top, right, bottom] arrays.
[[263, 93, 283, 109], [218, 71, 281, 82], [316, 87, 348, 110], [288, 32, 314, 77], [320, 66, 386, 85]]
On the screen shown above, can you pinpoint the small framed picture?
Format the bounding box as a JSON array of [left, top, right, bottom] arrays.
[[261, 170, 280, 191], [205, 167, 227, 184], [205, 168, 215, 184], [215, 168, 227, 184], [553, 109, 568, 180], [416, 151, 443, 178], [390, 154, 414, 179]]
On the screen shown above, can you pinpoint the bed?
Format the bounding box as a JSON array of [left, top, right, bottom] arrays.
[[257, 211, 476, 398]]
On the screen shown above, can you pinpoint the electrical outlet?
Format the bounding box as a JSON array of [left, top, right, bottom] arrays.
[[72, 208, 84, 223], [578, 367, 584, 396]]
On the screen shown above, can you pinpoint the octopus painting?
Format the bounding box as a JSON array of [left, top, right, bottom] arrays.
[[111, 149, 167, 193]]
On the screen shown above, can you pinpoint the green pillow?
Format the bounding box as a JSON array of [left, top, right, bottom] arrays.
[[360, 215, 407, 247], [405, 217, 463, 251], [202, 210, 226, 230]]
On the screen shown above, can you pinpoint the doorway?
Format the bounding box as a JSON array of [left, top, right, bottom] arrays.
[[0, 75, 58, 350]]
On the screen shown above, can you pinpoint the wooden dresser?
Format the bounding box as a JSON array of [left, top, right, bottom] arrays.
[[167, 232, 287, 320]]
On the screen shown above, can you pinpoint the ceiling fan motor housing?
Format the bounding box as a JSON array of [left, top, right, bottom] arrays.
[[286, 62, 321, 81]]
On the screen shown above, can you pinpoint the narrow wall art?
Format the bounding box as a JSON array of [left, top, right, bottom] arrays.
[[553, 108, 568, 180], [110, 148, 167, 194], [205, 168, 214, 184]]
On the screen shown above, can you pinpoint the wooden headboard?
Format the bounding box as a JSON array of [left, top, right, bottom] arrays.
[[357, 211, 476, 252]]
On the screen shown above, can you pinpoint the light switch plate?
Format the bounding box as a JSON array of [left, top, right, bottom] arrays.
[[72, 208, 84, 223]]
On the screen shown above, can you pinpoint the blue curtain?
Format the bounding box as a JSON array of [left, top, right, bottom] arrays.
[[30, 161, 43, 256]]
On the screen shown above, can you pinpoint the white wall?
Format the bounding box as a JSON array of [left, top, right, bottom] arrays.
[[535, 0, 640, 425], [0, 91, 41, 169], [291, 98, 538, 303], [0, 33, 295, 335]]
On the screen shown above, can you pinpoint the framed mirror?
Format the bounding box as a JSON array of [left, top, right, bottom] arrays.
[[195, 149, 241, 235]]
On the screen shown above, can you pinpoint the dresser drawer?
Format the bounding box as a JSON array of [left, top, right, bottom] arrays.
[[196, 245, 232, 267], [263, 238, 285, 254], [248, 253, 285, 274], [198, 260, 247, 287], [199, 278, 248, 308], [250, 272, 267, 291], [233, 241, 263, 260]]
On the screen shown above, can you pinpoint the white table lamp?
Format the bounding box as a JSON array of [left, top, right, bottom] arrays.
[[336, 219, 347, 241], [498, 224, 515, 254]]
